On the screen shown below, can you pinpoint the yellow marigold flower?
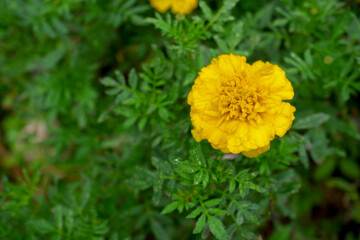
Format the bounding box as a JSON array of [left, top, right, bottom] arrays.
[[187, 54, 296, 158], [150, 0, 198, 14]]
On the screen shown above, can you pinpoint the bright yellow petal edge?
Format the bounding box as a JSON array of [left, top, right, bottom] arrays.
[[150, 0, 172, 13], [187, 54, 296, 158], [150, 0, 198, 14]]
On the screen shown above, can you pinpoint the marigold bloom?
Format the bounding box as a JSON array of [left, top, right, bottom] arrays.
[[150, 0, 198, 14], [187, 54, 296, 158]]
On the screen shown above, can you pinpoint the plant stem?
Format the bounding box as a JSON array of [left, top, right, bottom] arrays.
[[203, 5, 225, 32]]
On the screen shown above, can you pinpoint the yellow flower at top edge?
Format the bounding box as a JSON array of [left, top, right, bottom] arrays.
[[150, 0, 198, 15], [187, 54, 296, 158]]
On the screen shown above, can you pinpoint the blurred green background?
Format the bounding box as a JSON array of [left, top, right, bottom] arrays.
[[0, 0, 360, 239]]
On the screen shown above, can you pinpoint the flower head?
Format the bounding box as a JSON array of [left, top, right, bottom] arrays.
[[150, 0, 198, 15], [187, 54, 296, 158]]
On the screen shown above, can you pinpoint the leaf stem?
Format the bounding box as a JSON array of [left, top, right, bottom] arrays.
[[203, 5, 225, 32], [215, 189, 243, 210]]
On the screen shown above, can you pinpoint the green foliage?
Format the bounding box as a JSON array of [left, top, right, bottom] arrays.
[[1, 0, 360, 239]]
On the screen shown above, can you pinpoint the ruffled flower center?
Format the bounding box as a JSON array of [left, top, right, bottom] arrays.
[[217, 79, 265, 122]]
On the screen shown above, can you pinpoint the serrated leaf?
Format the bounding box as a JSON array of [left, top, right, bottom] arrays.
[[147, 13, 171, 33], [223, 0, 240, 12], [239, 183, 246, 198], [97, 110, 110, 123], [236, 211, 244, 225], [236, 169, 250, 179], [129, 68, 138, 88], [161, 201, 179, 214], [229, 180, 236, 193], [193, 214, 206, 234], [244, 181, 266, 193], [115, 70, 126, 85], [202, 171, 209, 188], [243, 210, 258, 224], [152, 179, 164, 206], [123, 116, 137, 128], [186, 207, 202, 219], [194, 171, 203, 185], [199, 1, 213, 20], [299, 144, 309, 169], [214, 35, 228, 53], [208, 216, 229, 240], [208, 208, 227, 216], [101, 77, 118, 87], [204, 198, 222, 207], [293, 113, 330, 130], [105, 88, 121, 95], [189, 145, 206, 167]]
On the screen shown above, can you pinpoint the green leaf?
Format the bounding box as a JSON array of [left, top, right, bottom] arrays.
[[138, 117, 147, 130], [314, 158, 336, 180], [199, 1, 213, 20], [101, 77, 118, 87], [64, 209, 74, 233], [161, 201, 179, 214], [186, 207, 202, 219], [129, 68, 138, 88], [105, 87, 121, 96], [79, 182, 91, 210], [97, 109, 111, 123], [299, 144, 309, 169], [27, 219, 55, 234], [229, 180, 236, 193], [189, 145, 206, 166], [239, 183, 246, 198], [223, 0, 240, 12], [123, 116, 137, 128], [194, 171, 203, 185], [208, 208, 227, 216], [339, 159, 360, 179], [147, 13, 171, 33], [150, 219, 169, 240], [204, 198, 222, 207], [327, 178, 352, 191], [236, 211, 244, 225], [308, 128, 329, 163], [202, 171, 209, 188], [244, 181, 266, 193], [41, 46, 66, 69], [126, 167, 157, 190], [293, 113, 330, 130], [304, 49, 313, 65], [115, 70, 126, 85], [208, 216, 229, 240], [214, 35, 228, 53], [53, 205, 63, 230], [159, 108, 170, 121], [273, 18, 289, 27], [193, 214, 206, 234]]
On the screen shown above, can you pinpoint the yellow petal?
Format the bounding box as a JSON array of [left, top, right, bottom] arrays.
[[250, 61, 294, 100], [171, 0, 198, 14], [150, 0, 171, 13], [242, 144, 270, 158]]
